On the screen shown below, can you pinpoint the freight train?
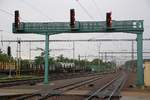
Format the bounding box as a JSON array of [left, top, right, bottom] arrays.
[[0, 62, 16, 74], [0, 61, 91, 75]]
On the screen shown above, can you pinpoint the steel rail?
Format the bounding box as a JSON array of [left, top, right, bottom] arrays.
[[107, 73, 126, 100], [38, 74, 104, 100], [55, 75, 102, 91], [15, 73, 104, 100], [85, 73, 123, 100], [0, 78, 43, 88], [0, 72, 96, 88]]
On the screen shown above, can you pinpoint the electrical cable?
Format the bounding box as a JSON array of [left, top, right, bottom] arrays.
[[75, 0, 95, 20], [92, 0, 104, 20], [21, 0, 54, 21], [0, 8, 27, 21], [0, 9, 14, 16]]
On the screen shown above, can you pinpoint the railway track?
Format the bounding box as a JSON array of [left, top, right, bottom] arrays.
[[14, 71, 120, 100], [85, 71, 127, 100], [38, 75, 104, 100], [43, 72, 125, 100], [14, 73, 105, 100], [0, 71, 126, 100], [0, 78, 43, 88], [0, 72, 103, 88], [0, 72, 114, 100]]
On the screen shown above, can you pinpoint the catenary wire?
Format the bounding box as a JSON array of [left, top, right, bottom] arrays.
[[21, 0, 54, 21], [75, 0, 95, 20]]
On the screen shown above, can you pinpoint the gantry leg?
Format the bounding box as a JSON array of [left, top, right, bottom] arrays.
[[136, 33, 144, 86], [44, 33, 49, 84]]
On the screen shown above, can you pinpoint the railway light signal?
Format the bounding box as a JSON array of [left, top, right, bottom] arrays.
[[106, 12, 112, 27], [14, 10, 20, 29], [70, 9, 75, 29], [7, 46, 11, 57], [18, 40, 21, 44]]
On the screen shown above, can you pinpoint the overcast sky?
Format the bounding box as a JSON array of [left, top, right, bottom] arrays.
[[0, 0, 150, 63]]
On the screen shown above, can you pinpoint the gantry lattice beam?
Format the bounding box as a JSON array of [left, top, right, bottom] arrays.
[[13, 20, 144, 34]]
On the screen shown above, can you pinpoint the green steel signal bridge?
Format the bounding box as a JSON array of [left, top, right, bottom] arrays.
[[13, 20, 143, 34], [13, 20, 144, 86]]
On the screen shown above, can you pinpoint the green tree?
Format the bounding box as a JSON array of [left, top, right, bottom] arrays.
[[34, 56, 44, 65], [91, 58, 102, 65], [21, 59, 30, 70], [0, 52, 13, 62], [56, 54, 65, 62]]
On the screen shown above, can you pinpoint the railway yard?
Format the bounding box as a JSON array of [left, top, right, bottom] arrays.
[[0, 69, 149, 100], [0, 70, 123, 100], [1, 0, 150, 100]]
